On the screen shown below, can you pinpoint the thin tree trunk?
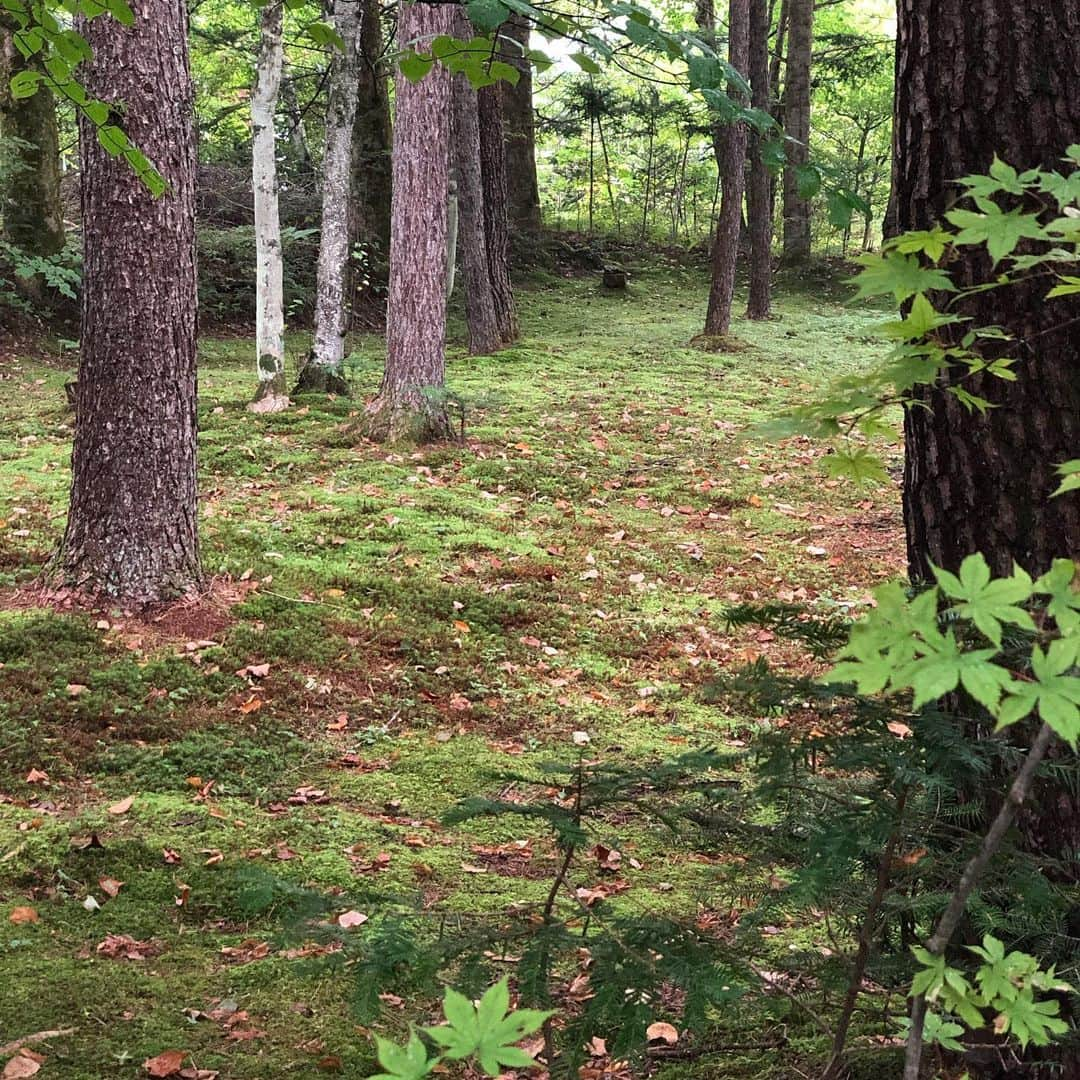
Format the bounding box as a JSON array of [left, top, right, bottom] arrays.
[[587, 112, 595, 234], [0, 15, 65, 257], [499, 14, 541, 232], [281, 71, 313, 170], [250, 0, 289, 413], [745, 0, 772, 319], [780, 0, 812, 263], [450, 22, 501, 356], [350, 0, 392, 267], [596, 113, 620, 235], [477, 84, 519, 346], [641, 115, 655, 241], [703, 0, 749, 338], [363, 0, 455, 443], [298, 0, 362, 395], [58, 0, 200, 603]]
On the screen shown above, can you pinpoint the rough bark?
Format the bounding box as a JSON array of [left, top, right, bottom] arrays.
[[364, 0, 454, 444], [297, 0, 362, 396], [745, 0, 772, 320], [0, 16, 65, 258], [350, 0, 392, 263], [703, 0, 749, 338], [250, 0, 289, 413], [780, 0, 812, 263], [477, 83, 519, 347], [451, 49, 501, 355], [895, 0, 1080, 582], [58, 0, 200, 604], [499, 14, 541, 233]]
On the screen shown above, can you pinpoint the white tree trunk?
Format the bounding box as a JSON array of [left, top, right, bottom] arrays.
[[301, 0, 363, 393], [250, 0, 289, 413]]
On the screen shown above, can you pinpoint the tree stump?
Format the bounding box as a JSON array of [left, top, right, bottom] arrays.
[[602, 266, 627, 289]]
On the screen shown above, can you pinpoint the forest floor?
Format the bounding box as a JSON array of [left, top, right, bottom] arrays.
[[0, 265, 903, 1080]]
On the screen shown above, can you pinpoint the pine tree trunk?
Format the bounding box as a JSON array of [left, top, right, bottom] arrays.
[[350, 0, 392, 267], [499, 14, 541, 233], [745, 0, 772, 320], [250, 0, 289, 413], [781, 0, 812, 263], [57, 0, 200, 604], [450, 23, 501, 357], [703, 0, 749, 338], [298, 0, 362, 395], [895, 0, 1080, 582], [477, 84, 519, 347], [0, 15, 65, 257], [364, 0, 454, 443]]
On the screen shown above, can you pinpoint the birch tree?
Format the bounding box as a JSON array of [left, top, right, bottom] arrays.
[[250, 0, 289, 413], [297, 0, 362, 395]]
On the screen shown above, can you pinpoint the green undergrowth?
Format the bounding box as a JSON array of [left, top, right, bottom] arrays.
[[0, 269, 900, 1078]]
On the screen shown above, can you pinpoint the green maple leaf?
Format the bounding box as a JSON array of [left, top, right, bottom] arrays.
[[1052, 460, 1080, 498], [370, 1031, 434, 1080], [932, 554, 1035, 646], [424, 980, 551, 1077], [849, 251, 957, 304], [998, 640, 1080, 742], [1035, 559, 1080, 633], [945, 203, 1048, 265]]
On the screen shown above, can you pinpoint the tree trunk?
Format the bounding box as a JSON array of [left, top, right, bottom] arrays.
[[363, 0, 455, 443], [281, 71, 313, 171], [350, 0, 392, 266], [499, 14, 541, 233], [0, 15, 65, 257], [250, 0, 289, 413], [745, 0, 772, 320], [895, 0, 1080, 583], [297, 0, 362, 396], [58, 0, 200, 604], [450, 25, 502, 356], [703, 0, 749, 338], [780, 0, 812, 263], [477, 84, 519, 347]]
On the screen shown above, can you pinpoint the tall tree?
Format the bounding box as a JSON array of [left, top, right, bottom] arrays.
[[499, 14, 541, 233], [297, 0, 362, 395], [363, 0, 454, 442], [744, 0, 772, 320], [350, 0, 392, 266], [702, 0, 749, 338], [477, 83, 519, 347], [450, 24, 501, 356], [780, 0, 812, 262], [250, 0, 288, 413], [58, 0, 200, 603], [895, 0, 1080, 581], [0, 15, 64, 258]]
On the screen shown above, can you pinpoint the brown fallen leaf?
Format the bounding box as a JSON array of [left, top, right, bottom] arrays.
[[645, 1022, 679, 1046], [337, 910, 368, 929], [238, 695, 263, 714], [3, 1049, 45, 1079], [96, 934, 160, 961], [8, 907, 39, 925], [98, 877, 124, 898], [107, 795, 135, 816], [144, 1050, 187, 1077], [24, 769, 48, 785], [66, 683, 89, 697]]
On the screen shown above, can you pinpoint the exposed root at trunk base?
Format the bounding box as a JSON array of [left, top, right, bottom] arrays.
[[293, 361, 351, 397], [248, 376, 291, 414], [357, 392, 456, 445], [689, 332, 756, 354]]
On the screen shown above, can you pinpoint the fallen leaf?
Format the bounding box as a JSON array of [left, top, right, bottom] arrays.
[[3, 1050, 45, 1079], [8, 906, 39, 925], [337, 910, 368, 929], [238, 696, 263, 714], [887, 721, 913, 739], [66, 683, 89, 697], [24, 769, 48, 785], [646, 1022, 679, 1046], [98, 877, 124, 898], [144, 1050, 186, 1077], [107, 795, 135, 816]]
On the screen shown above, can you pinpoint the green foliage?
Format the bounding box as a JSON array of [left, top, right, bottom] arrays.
[[764, 152, 1080, 486], [912, 934, 1071, 1050], [368, 980, 549, 1080]]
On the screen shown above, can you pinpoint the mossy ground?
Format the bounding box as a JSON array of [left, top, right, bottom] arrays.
[[0, 266, 902, 1078]]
